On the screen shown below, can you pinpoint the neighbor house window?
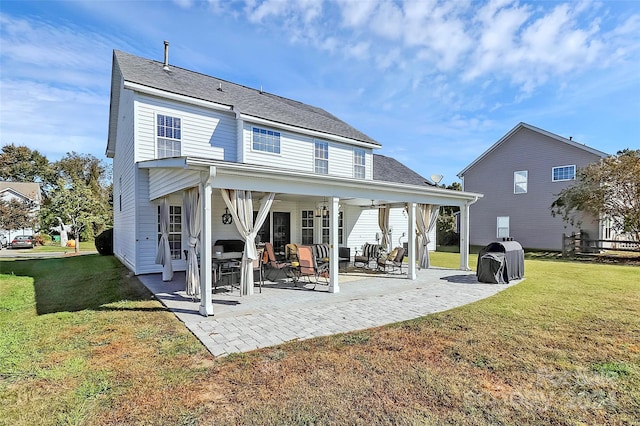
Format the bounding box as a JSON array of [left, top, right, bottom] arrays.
[[158, 205, 182, 260], [322, 211, 344, 244], [156, 114, 181, 158], [301, 210, 314, 245], [354, 148, 366, 178], [252, 127, 281, 153], [497, 216, 510, 239], [315, 141, 328, 174], [552, 165, 576, 182], [514, 170, 528, 194]]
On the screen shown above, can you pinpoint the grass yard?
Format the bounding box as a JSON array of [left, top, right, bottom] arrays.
[[0, 254, 638, 425]]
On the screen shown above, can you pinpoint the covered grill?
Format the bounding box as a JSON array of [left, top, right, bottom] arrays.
[[477, 241, 524, 284]]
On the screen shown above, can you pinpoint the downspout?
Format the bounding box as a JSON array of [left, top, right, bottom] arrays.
[[233, 107, 244, 163]]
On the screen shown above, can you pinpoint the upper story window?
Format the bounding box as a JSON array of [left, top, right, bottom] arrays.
[[315, 141, 328, 174], [252, 127, 281, 154], [354, 148, 366, 178], [157, 114, 181, 158], [514, 170, 528, 194], [552, 165, 576, 182]]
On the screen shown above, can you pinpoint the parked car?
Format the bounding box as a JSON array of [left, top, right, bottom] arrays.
[[10, 235, 35, 249]]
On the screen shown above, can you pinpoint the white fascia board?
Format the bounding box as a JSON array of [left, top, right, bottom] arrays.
[[240, 114, 381, 149], [184, 157, 482, 206], [123, 81, 233, 113]]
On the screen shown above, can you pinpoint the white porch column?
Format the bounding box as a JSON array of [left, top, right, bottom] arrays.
[[328, 196, 340, 293], [199, 167, 215, 316], [459, 201, 471, 271], [407, 202, 417, 280]]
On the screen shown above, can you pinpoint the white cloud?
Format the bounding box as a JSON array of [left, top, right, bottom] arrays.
[[337, 0, 377, 28]]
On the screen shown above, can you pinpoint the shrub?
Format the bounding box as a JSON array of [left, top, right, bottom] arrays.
[[95, 228, 114, 255]]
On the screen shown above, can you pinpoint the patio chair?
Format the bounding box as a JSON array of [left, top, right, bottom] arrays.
[[377, 246, 406, 273], [263, 242, 292, 281], [291, 245, 329, 289], [353, 243, 381, 269]]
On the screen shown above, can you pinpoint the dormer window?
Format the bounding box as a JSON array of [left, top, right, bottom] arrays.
[[156, 114, 181, 158], [252, 127, 281, 154]]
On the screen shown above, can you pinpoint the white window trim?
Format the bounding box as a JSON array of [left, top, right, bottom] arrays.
[[514, 170, 528, 194], [155, 113, 182, 159], [301, 210, 314, 245], [552, 164, 576, 182], [251, 126, 281, 155], [354, 148, 366, 179], [158, 204, 183, 260], [314, 140, 329, 175]]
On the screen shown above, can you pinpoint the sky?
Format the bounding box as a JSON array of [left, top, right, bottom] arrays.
[[1, 0, 639, 185]]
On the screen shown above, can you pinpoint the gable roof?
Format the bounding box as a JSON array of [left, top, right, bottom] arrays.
[[0, 182, 41, 202], [107, 50, 380, 156], [373, 154, 434, 186], [457, 122, 610, 177]]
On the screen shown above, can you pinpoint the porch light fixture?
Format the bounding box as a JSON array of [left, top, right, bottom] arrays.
[[222, 208, 233, 225]]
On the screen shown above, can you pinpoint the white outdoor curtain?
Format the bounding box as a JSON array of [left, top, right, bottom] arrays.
[[378, 206, 390, 251], [183, 188, 201, 298], [155, 197, 174, 281], [416, 204, 439, 269], [221, 189, 275, 295]]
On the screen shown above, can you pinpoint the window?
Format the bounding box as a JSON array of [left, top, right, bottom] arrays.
[[158, 205, 182, 260], [497, 216, 510, 239], [514, 170, 528, 194], [322, 211, 344, 244], [252, 127, 281, 153], [315, 141, 328, 174], [552, 165, 576, 181], [301, 210, 314, 245], [354, 148, 366, 178], [156, 114, 181, 158]]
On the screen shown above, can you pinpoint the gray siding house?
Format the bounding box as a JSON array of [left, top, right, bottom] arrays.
[[457, 122, 608, 251]]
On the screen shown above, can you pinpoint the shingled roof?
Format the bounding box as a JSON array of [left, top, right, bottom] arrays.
[[111, 50, 379, 147], [373, 155, 434, 186]]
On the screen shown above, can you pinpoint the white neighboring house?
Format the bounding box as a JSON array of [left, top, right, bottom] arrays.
[[0, 181, 41, 243], [106, 46, 482, 316]]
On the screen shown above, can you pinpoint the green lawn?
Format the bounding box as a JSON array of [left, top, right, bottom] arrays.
[[1, 254, 638, 425]]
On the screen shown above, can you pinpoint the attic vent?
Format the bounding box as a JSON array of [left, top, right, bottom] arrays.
[[163, 40, 170, 71]]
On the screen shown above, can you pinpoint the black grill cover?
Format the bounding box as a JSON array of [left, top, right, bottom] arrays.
[[477, 241, 524, 283]]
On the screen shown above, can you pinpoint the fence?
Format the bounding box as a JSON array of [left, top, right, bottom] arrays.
[[562, 232, 640, 258]]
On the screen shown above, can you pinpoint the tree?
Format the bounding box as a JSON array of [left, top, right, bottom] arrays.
[[39, 152, 113, 244], [0, 144, 54, 196], [42, 181, 105, 253], [437, 182, 462, 246], [0, 198, 38, 235], [551, 149, 640, 240]]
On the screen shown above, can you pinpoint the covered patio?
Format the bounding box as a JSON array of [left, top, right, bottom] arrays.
[[142, 156, 482, 317], [138, 267, 519, 357]]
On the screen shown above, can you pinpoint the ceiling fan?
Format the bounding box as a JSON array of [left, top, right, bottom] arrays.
[[369, 200, 386, 209]]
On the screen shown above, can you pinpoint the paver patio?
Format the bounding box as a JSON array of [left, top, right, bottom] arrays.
[[138, 268, 520, 357]]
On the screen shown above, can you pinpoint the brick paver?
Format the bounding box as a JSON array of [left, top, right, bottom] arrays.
[[139, 268, 519, 357]]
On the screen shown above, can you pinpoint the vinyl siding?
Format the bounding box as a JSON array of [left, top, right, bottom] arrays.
[[112, 85, 137, 272], [242, 122, 374, 178], [134, 94, 234, 163], [148, 168, 201, 201], [463, 127, 602, 250]]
